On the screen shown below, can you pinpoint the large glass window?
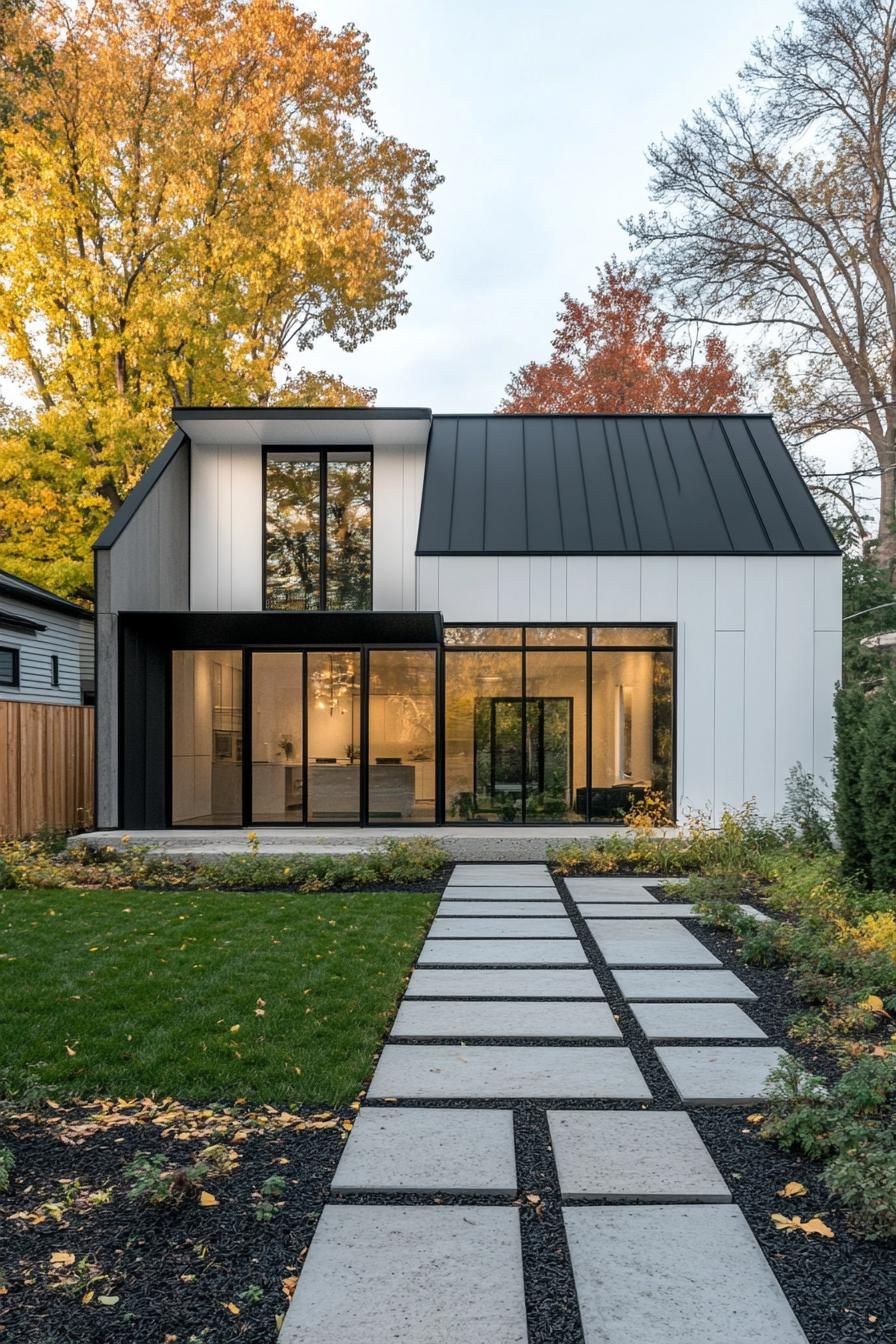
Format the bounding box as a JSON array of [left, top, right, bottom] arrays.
[[591, 649, 673, 822], [251, 653, 303, 823], [525, 650, 587, 821], [368, 650, 437, 822], [172, 650, 243, 824], [306, 652, 361, 821], [265, 451, 371, 610], [445, 650, 523, 822]]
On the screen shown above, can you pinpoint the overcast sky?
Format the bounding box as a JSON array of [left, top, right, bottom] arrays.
[[309, 0, 803, 411]]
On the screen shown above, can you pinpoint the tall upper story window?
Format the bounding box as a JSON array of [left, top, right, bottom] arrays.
[[265, 450, 372, 611]]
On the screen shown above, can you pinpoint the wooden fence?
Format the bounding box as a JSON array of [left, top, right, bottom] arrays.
[[0, 701, 94, 839]]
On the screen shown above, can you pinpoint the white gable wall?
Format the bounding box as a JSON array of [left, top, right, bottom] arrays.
[[417, 553, 842, 824]]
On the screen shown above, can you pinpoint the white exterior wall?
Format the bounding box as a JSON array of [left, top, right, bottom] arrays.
[[189, 440, 426, 612], [417, 553, 842, 823], [0, 593, 93, 706]]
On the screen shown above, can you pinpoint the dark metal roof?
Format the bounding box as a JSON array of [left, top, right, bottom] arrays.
[[0, 569, 93, 619], [416, 414, 839, 556]]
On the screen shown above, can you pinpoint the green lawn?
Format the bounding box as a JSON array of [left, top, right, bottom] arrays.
[[0, 888, 438, 1105]]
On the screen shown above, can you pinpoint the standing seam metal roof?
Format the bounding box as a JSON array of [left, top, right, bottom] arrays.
[[415, 414, 839, 556]]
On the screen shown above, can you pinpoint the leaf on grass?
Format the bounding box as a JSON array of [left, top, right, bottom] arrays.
[[64, 1045, 76, 1057], [224, 1302, 240, 1315], [229, 1024, 240, 1033], [50, 1251, 75, 1267], [198, 1191, 218, 1207], [771, 1213, 834, 1237], [777, 1181, 808, 1198]]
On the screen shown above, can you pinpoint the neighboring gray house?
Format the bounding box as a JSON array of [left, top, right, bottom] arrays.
[[0, 568, 94, 706], [93, 407, 842, 832]]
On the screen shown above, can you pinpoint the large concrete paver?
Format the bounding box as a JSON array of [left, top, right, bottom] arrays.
[[367, 1044, 651, 1099], [564, 1204, 808, 1343], [447, 866, 554, 887], [441, 886, 563, 901], [437, 900, 565, 916], [547, 1111, 730, 1201], [404, 969, 604, 998], [579, 902, 696, 918], [587, 919, 721, 967], [430, 916, 575, 939], [330, 1108, 517, 1194], [611, 969, 757, 1001], [631, 1002, 766, 1040], [418, 939, 588, 966], [657, 1046, 789, 1103], [391, 999, 621, 1039], [565, 877, 664, 900], [279, 1205, 527, 1343]]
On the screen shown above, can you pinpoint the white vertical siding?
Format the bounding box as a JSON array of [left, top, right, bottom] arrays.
[[372, 443, 426, 610], [190, 442, 262, 610], [421, 552, 841, 822]]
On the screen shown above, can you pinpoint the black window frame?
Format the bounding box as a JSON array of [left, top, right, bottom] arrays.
[[263, 447, 373, 613], [0, 646, 20, 688]]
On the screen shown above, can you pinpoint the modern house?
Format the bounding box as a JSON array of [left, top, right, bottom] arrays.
[[0, 567, 94, 706], [93, 408, 841, 832]]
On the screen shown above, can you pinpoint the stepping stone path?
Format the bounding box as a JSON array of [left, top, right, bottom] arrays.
[[282, 864, 809, 1343]]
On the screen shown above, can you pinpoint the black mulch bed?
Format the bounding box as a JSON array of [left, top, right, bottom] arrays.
[[0, 1105, 349, 1343]]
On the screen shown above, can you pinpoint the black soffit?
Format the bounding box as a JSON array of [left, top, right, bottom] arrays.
[[119, 610, 443, 646], [416, 414, 840, 556]]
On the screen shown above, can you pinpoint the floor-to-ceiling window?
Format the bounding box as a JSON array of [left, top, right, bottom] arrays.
[[265, 451, 372, 610], [251, 653, 304, 823], [171, 650, 243, 824], [306, 651, 362, 821], [443, 625, 674, 824], [368, 650, 437, 822]]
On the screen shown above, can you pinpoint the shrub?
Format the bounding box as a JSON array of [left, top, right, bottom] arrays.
[[124, 1151, 210, 1205], [834, 681, 872, 885], [860, 670, 896, 891], [780, 763, 833, 854], [0, 1146, 14, 1192]]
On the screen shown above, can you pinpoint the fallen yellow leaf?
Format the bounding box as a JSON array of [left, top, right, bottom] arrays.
[[64, 1044, 76, 1057], [859, 994, 887, 1016], [801, 1217, 835, 1238], [746, 1113, 764, 1124], [229, 1024, 240, 1033], [282, 1275, 298, 1299], [224, 1302, 240, 1315], [82, 1290, 94, 1304], [777, 1181, 808, 1198], [342, 1119, 353, 1132], [771, 1212, 834, 1237], [50, 1251, 75, 1267], [198, 1191, 218, 1207]]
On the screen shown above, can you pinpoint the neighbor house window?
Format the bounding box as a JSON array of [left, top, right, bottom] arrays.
[[51, 655, 60, 687], [0, 647, 19, 687], [265, 451, 372, 610]]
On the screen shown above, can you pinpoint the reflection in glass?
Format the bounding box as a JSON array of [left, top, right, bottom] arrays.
[[172, 650, 242, 824], [443, 626, 522, 646], [445, 650, 522, 821], [306, 652, 361, 821], [368, 651, 437, 822], [525, 627, 587, 646], [525, 650, 587, 822], [251, 653, 303, 822], [326, 453, 372, 610], [265, 452, 321, 610], [591, 650, 673, 821], [592, 626, 673, 647]]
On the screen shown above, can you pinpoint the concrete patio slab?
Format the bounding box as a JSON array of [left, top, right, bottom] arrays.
[[430, 917, 575, 939], [404, 969, 604, 998], [278, 1205, 527, 1343], [330, 1108, 517, 1195], [390, 999, 621, 1039], [441, 886, 563, 902], [611, 969, 757, 1001], [578, 902, 695, 918], [547, 1111, 730, 1202], [436, 900, 565, 917], [586, 920, 722, 967], [656, 1046, 789, 1103], [564, 1205, 808, 1344], [367, 1045, 651, 1100], [417, 939, 588, 966], [630, 1002, 766, 1040], [565, 877, 665, 899]]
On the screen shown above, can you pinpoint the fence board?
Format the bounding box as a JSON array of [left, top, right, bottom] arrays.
[[0, 701, 94, 838]]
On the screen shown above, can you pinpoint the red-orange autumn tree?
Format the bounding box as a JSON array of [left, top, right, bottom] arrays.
[[499, 262, 745, 414]]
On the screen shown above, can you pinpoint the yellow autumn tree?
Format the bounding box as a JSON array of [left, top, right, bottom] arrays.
[[0, 0, 440, 598]]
